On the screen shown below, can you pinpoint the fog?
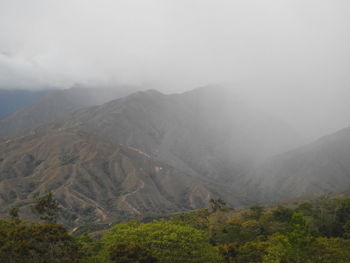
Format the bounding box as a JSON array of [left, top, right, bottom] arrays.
[[0, 0, 350, 139]]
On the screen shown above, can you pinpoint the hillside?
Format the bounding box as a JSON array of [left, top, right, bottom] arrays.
[[0, 86, 137, 138], [0, 89, 45, 119], [249, 127, 350, 202], [0, 87, 303, 223], [56, 87, 302, 181], [0, 129, 241, 225]]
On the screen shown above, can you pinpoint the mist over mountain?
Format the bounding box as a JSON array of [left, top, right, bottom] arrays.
[[0, 87, 304, 223], [0, 83, 349, 225], [2, 1, 350, 261], [0, 89, 45, 119], [248, 126, 350, 202], [0, 0, 349, 226], [2, 1, 350, 141], [54, 87, 304, 179], [0, 86, 139, 138]]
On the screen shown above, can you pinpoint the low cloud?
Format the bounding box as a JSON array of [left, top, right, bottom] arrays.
[[0, 0, 350, 138]]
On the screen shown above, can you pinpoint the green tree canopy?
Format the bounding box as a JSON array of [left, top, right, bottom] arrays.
[[103, 220, 222, 263], [0, 220, 82, 263], [109, 242, 158, 263], [31, 190, 60, 224]]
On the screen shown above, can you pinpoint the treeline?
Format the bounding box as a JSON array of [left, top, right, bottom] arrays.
[[1, 194, 350, 262]]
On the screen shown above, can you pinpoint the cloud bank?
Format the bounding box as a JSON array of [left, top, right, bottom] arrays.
[[1, 0, 349, 88], [0, 0, 350, 138]]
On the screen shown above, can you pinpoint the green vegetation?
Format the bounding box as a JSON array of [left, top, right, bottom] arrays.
[[104, 221, 221, 263], [0, 220, 82, 263], [31, 190, 60, 224], [1, 196, 350, 262], [59, 152, 78, 166]]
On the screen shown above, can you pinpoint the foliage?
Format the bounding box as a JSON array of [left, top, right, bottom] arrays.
[[335, 198, 350, 237], [8, 207, 20, 222], [109, 242, 158, 263], [31, 190, 60, 223], [1, 196, 350, 262], [311, 237, 350, 263], [104, 220, 222, 263], [0, 220, 82, 263], [77, 233, 107, 263], [169, 209, 210, 230], [218, 242, 239, 263], [245, 205, 265, 220], [263, 213, 315, 262], [271, 205, 293, 223], [209, 198, 228, 212], [237, 241, 269, 263], [59, 152, 78, 165]]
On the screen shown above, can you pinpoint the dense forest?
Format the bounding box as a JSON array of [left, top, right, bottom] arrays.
[[1, 192, 350, 262]]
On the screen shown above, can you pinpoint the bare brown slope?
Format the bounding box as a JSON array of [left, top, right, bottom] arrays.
[[0, 129, 242, 225]]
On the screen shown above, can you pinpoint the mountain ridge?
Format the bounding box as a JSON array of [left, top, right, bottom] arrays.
[[248, 126, 350, 202], [0, 86, 138, 138], [0, 87, 309, 224]]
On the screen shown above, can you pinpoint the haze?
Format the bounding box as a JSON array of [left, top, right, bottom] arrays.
[[0, 0, 350, 140]]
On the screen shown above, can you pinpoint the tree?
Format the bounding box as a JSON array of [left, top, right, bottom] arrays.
[[209, 220, 243, 245], [76, 233, 105, 263], [104, 220, 222, 263], [8, 207, 20, 222], [218, 242, 239, 263], [0, 221, 82, 263], [335, 199, 350, 225], [343, 220, 350, 239], [246, 205, 265, 220], [310, 196, 338, 237], [284, 213, 315, 261], [271, 205, 293, 223], [237, 241, 269, 263], [209, 198, 227, 212], [170, 209, 210, 230], [335, 198, 350, 237], [263, 213, 315, 263], [311, 237, 350, 263], [109, 242, 158, 263], [241, 219, 264, 242], [296, 202, 313, 217], [31, 190, 60, 224]]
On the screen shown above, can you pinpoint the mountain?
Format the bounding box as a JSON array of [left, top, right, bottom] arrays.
[[0, 87, 302, 224], [0, 129, 239, 225], [0, 89, 46, 119], [56, 87, 302, 180], [249, 127, 350, 202], [0, 86, 138, 138]]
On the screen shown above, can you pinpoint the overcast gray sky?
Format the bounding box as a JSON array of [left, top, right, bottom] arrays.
[[0, 0, 350, 139]]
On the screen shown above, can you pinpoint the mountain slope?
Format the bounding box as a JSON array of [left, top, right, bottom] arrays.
[[0, 129, 241, 225], [0, 89, 45, 119], [0, 87, 302, 223], [0, 86, 137, 138], [249, 127, 350, 202], [57, 87, 302, 181]]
